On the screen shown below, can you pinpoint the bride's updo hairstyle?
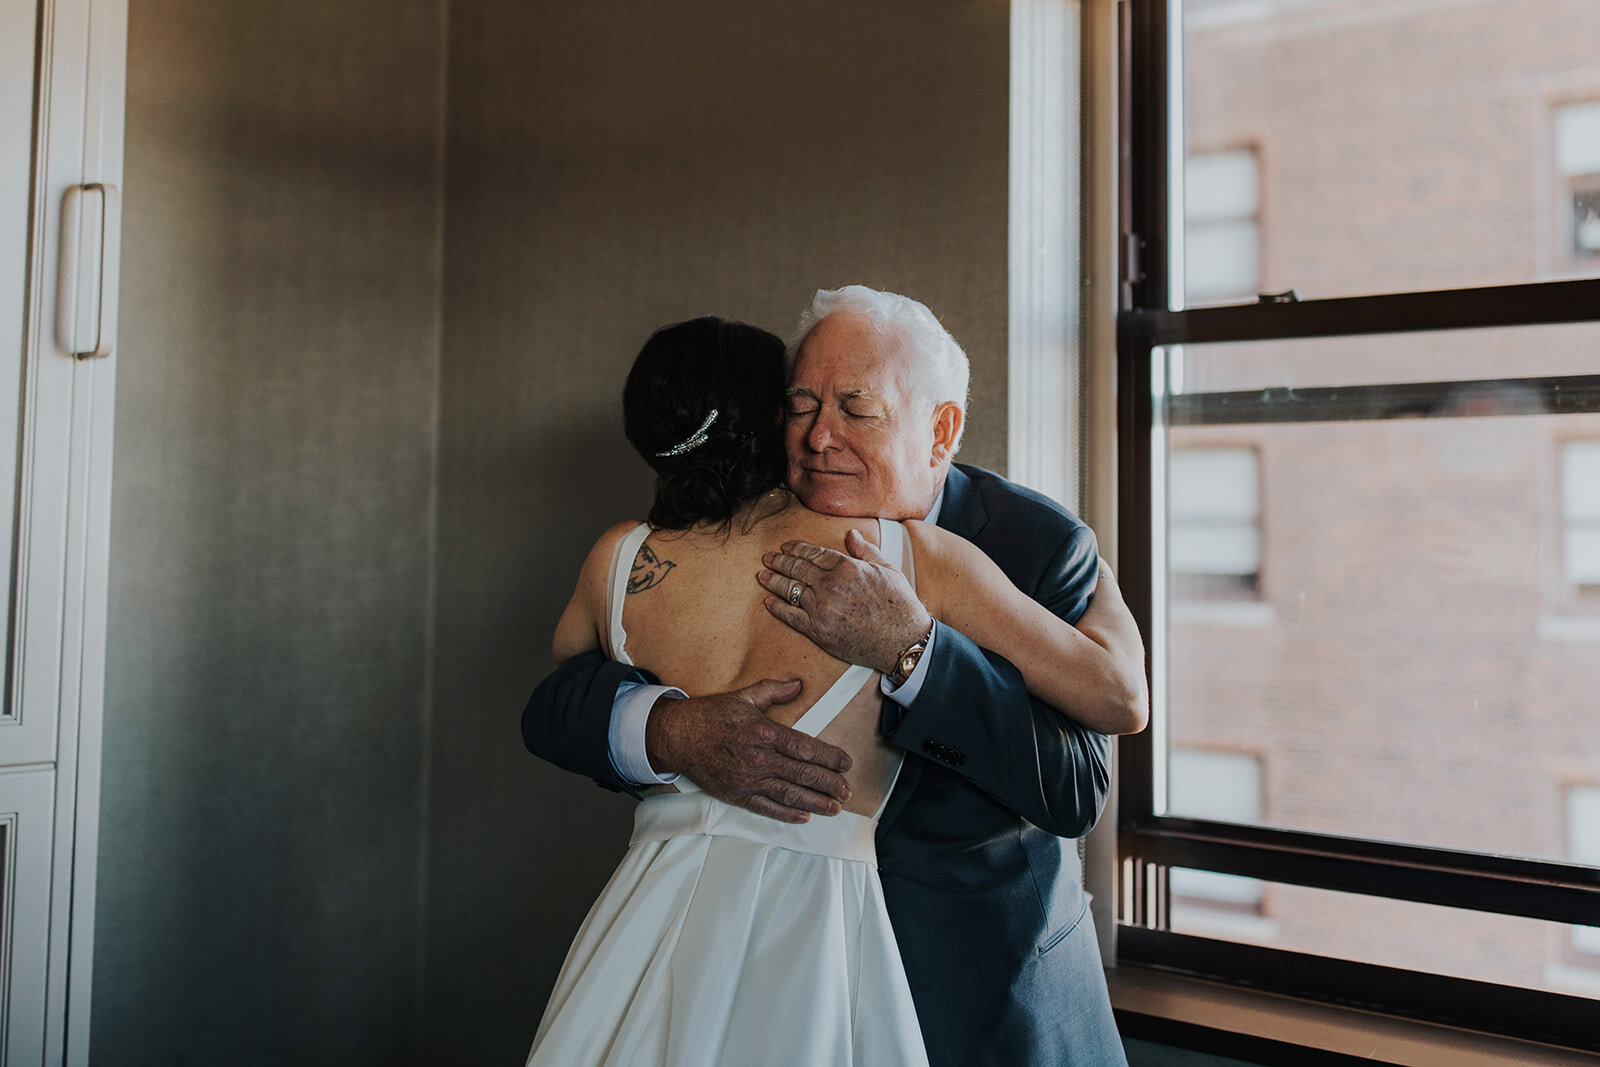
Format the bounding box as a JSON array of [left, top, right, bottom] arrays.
[[623, 316, 788, 530]]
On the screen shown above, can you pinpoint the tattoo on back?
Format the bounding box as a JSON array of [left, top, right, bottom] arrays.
[[628, 543, 675, 593]]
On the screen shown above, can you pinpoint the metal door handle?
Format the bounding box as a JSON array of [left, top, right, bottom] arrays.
[[56, 182, 121, 359]]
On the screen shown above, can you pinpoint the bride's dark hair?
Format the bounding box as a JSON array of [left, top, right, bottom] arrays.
[[623, 316, 787, 530]]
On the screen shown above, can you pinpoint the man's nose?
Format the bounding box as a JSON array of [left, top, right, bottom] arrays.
[[805, 410, 837, 452]]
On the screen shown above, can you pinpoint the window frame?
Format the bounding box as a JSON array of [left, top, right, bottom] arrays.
[[1559, 439, 1600, 596], [1565, 173, 1600, 267], [1114, 0, 1600, 1049], [1166, 747, 1266, 918], [1182, 145, 1261, 305], [1554, 99, 1600, 271], [1564, 783, 1600, 967], [1167, 444, 1262, 601]]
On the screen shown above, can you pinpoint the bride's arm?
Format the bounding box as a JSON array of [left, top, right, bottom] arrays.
[[904, 520, 1148, 735], [552, 521, 639, 663]]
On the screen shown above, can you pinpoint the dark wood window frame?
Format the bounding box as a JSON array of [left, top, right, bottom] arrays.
[[1114, 0, 1600, 1050]]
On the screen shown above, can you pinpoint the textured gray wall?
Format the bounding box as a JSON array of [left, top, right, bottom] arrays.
[[93, 1, 1010, 1062], [95, 2, 445, 1063], [425, 1, 1011, 1061]]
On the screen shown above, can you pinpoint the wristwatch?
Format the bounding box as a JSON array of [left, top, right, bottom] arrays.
[[888, 620, 936, 688]]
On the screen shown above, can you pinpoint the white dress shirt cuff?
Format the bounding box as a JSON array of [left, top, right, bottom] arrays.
[[881, 623, 938, 706], [611, 681, 684, 786]]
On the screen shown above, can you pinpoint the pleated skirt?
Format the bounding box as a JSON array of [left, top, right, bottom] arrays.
[[527, 789, 929, 1067]]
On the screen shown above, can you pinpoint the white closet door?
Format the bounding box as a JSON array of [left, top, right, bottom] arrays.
[[0, 768, 54, 1065], [0, 0, 47, 766], [1, 0, 125, 1062]]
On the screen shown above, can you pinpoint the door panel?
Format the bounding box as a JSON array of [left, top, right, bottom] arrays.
[[0, 0, 37, 751], [0, 768, 55, 1066]]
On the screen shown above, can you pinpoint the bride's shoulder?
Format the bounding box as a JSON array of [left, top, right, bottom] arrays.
[[900, 518, 979, 573], [552, 519, 649, 661], [574, 520, 649, 587], [593, 518, 649, 555]]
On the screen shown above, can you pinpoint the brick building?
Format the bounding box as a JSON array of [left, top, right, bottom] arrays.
[[1162, 0, 1600, 995]]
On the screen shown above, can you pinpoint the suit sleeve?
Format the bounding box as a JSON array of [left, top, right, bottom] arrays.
[[881, 523, 1112, 838], [522, 649, 661, 795]]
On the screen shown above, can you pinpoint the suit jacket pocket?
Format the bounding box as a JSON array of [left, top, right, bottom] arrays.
[[1037, 897, 1089, 955]]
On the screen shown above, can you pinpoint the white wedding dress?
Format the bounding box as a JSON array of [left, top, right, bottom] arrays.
[[526, 520, 930, 1067]]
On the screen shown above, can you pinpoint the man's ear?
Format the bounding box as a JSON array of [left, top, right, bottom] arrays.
[[930, 401, 963, 465]]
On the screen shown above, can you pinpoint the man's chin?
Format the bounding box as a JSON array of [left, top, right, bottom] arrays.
[[789, 477, 869, 517], [790, 489, 857, 515]]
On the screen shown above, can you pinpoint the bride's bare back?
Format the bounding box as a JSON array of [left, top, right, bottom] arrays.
[[561, 493, 907, 817], [555, 490, 1149, 819]]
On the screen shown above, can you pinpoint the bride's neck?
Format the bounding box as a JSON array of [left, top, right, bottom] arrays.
[[729, 487, 795, 531]]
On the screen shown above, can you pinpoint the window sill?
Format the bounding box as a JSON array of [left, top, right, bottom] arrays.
[[1536, 611, 1600, 642], [1107, 964, 1599, 1066]]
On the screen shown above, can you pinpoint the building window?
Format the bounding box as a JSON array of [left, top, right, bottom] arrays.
[[1562, 442, 1600, 593], [1555, 101, 1600, 268], [1168, 749, 1264, 915], [1571, 786, 1600, 960], [1119, 0, 1600, 1048], [1169, 447, 1260, 599], [1184, 148, 1260, 304]]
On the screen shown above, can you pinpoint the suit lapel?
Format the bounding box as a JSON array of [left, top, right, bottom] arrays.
[[876, 464, 988, 836]]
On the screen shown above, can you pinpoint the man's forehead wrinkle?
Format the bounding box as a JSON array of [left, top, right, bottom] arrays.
[[791, 318, 917, 407]]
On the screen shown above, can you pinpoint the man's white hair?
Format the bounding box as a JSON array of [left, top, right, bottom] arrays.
[[788, 285, 970, 451]]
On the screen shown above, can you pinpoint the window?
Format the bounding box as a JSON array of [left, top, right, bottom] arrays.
[[1555, 101, 1600, 268], [1562, 442, 1600, 593], [1571, 786, 1600, 960], [1168, 749, 1264, 919], [1184, 149, 1259, 304], [1118, 0, 1600, 1050], [1168, 447, 1259, 599]]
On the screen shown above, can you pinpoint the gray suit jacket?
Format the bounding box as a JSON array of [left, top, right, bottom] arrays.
[[523, 463, 1125, 1065]]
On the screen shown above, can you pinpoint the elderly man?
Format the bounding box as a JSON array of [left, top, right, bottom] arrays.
[[525, 286, 1143, 1065]]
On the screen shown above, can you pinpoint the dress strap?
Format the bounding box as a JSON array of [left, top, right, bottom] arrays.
[[877, 517, 904, 569], [787, 520, 904, 739], [786, 664, 876, 738], [606, 523, 652, 666]]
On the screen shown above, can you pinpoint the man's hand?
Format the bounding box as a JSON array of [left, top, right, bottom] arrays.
[[758, 529, 933, 674], [645, 679, 855, 823]]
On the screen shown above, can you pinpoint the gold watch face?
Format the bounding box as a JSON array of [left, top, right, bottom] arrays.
[[899, 651, 920, 677]]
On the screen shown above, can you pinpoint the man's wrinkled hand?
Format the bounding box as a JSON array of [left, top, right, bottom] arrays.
[[644, 679, 854, 823], [758, 528, 932, 673]]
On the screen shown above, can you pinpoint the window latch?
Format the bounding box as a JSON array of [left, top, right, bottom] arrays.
[[1257, 289, 1300, 304]]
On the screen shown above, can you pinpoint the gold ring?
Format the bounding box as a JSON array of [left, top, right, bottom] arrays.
[[788, 580, 805, 606]]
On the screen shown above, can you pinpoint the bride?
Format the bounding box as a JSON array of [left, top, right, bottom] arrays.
[[527, 316, 1144, 1066]]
